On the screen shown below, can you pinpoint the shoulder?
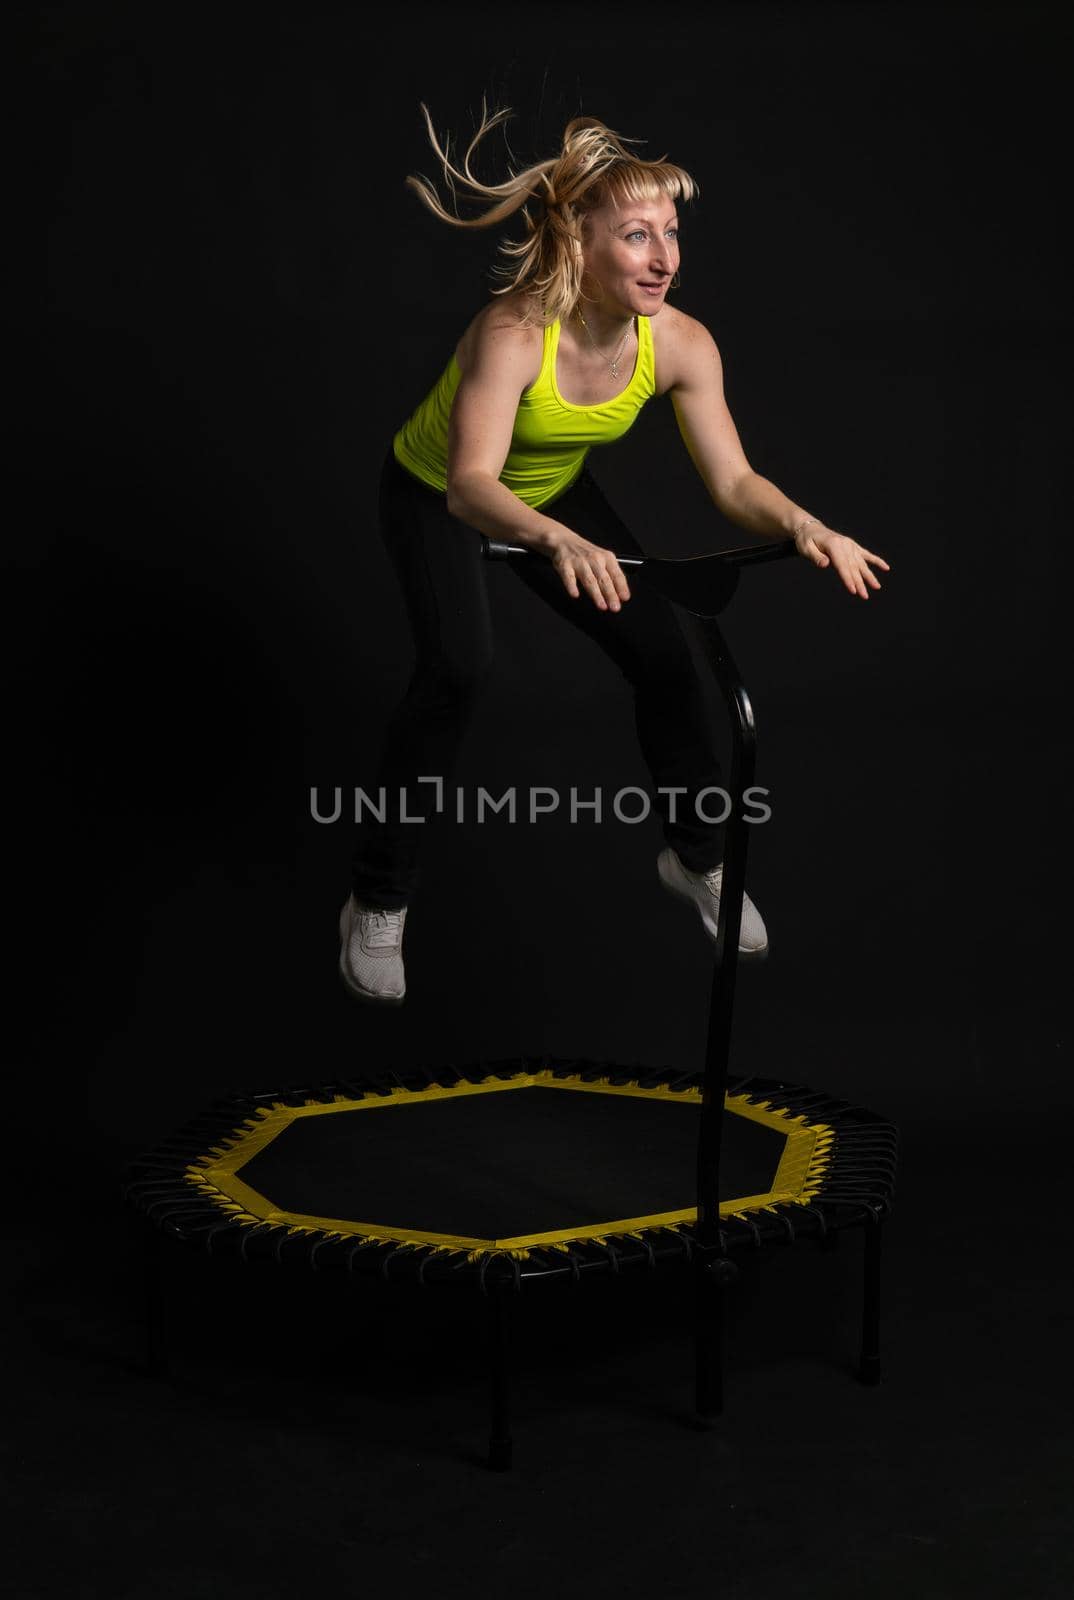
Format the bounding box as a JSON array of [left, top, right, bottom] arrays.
[[455, 290, 545, 383], [649, 304, 722, 397]]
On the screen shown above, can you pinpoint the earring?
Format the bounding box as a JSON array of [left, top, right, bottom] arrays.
[[670, 269, 681, 290]]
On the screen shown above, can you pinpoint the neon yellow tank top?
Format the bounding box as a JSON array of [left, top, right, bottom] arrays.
[[392, 313, 657, 509]]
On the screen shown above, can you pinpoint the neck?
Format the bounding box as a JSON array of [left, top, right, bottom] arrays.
[[572, 303, 636, 349]]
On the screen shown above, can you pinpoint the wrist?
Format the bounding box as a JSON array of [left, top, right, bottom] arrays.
[[790, 513, 820, 543], [534, 521, 566, 556]]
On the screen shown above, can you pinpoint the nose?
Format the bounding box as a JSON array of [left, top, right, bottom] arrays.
[[650, 241, 676, 278]]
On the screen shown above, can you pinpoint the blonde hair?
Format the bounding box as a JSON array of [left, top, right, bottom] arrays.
[[405, 98, 699, 328]]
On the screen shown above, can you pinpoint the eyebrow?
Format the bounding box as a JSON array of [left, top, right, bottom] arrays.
[[618, 216, 680, 230]]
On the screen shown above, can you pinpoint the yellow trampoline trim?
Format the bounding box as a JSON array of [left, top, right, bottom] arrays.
[[181, 1073, 836, 1259]]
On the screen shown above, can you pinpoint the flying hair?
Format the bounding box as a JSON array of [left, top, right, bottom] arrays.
[[404, 97, 699, 328]]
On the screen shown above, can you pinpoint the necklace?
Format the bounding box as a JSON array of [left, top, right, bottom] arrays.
[[576, 310, 635, 380]]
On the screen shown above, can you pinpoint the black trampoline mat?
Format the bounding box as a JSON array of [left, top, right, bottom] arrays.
[[234, 1086, 785, 1238]]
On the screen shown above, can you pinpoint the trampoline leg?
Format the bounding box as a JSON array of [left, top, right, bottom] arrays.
[[858, 1217, 883, 1385], [487, 1280, 513, 1471], [694, 1254, 738, 1423]]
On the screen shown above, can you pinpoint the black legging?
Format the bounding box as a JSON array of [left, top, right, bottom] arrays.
[[351, 441, 728, 909]]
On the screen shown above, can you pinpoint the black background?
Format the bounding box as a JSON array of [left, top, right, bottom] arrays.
[[11, 2, 1071, 1594]]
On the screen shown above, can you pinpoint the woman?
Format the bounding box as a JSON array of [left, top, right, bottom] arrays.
[[340, 103, 889, 1005]]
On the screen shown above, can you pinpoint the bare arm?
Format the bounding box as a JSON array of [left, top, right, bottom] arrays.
[[669, 315, 891, 599], [446, 310, 632, 610], [445, 327, 565, 556], [669, 317, 809, 537]]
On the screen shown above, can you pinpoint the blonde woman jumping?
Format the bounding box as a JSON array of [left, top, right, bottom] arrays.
[[340, 103, 889, 1005]]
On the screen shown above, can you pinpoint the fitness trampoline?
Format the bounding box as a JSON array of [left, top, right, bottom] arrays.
[[124, 535, 898, 1470]]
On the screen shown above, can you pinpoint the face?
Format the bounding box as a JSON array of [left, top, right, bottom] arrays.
[[579, 197, 680, 316]]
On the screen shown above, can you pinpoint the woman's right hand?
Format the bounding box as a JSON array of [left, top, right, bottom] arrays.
[[547, 529, 632, 612]]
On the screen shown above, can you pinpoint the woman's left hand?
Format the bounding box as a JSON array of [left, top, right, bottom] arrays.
[[795, 524, 890, 599]]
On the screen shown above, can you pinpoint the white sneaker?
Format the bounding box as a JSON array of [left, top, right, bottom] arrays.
[[338, 894, 408, 1004], [657, 847, 769, 959]]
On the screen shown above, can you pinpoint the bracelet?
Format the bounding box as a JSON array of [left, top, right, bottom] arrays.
[[791, 514, 819, 539]]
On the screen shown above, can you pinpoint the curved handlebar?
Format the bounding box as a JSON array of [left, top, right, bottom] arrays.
[[480, 537, 797, 568]]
